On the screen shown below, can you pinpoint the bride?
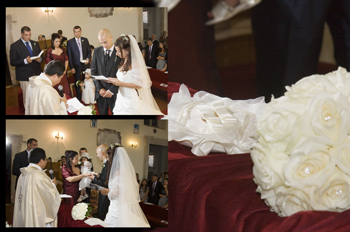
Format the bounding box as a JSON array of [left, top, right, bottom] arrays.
[[104, 34, 164, 115], [86, 144, 150, 227]]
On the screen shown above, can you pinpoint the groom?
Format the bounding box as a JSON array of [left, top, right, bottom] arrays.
[[88, 144, 110, 220], [91, 29, 121, 115]]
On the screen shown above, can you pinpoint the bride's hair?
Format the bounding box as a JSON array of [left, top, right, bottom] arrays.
[[114, 35, 132, 72], [105, 144, 123, 185]]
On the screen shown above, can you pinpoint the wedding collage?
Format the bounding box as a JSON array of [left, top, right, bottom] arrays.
[[5, 2, 350, 231]]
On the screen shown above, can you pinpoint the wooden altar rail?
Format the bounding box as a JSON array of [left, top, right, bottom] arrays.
[[139, 202, 168, 227]]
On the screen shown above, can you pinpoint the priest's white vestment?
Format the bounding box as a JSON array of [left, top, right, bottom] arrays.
[[25, 73, 67, 115], [13, 163, 61, 227]]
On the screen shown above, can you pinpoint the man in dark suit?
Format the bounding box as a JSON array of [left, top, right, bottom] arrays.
[[67, 25, 91, 101], [91, 29, 121, 115], [148, 174, 162, 205], [88, 144, 110, 220], [12, 138, 38, 190], [10, 26, 43, 107], [145, 38, 159, 69]]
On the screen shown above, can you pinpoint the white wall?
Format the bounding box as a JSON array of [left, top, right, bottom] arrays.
[[6, 119, 168, 181], [5, 7, 142, 48]]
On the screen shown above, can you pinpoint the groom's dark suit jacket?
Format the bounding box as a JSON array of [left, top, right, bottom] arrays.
[[10, 39, 43, 81], [91, 160, 109, 220], [90, 46, 121, 115]]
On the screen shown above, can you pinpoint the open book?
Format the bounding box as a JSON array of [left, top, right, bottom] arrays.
[[30, 50, 44, 60], [91, 75, 109, 81]]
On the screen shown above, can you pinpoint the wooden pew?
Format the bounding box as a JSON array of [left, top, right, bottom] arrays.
[[148, 68, 168, 92]]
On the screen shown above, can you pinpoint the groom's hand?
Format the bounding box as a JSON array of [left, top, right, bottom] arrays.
[[99, 88, 106, 97]]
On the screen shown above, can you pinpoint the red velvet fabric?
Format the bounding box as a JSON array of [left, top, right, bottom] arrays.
[[57, 201, 101, 228], [148, 68, 168, 91], [167, 82, 350, 232]]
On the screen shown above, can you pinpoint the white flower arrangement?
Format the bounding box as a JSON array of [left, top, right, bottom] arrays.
[[77, 105, 96, 115], [71, 202, 92, 220], [110, 142, 121, 149], [120, 34, 129, 41], [251, 67, 350, 217], [165, 84, 266, 156]]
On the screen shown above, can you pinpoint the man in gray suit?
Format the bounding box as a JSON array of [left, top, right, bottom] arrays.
[[91, 29, 121, 115]]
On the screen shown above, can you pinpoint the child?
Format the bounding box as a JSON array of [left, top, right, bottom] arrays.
[[81, 69, 95, 104], [78, 153, 92, 202]]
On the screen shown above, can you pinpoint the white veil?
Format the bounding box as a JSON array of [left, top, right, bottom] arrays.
[[126, 35, 164, 115], [107, 147, 150, 227]]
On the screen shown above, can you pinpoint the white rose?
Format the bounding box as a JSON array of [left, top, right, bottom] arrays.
[[310, 169, 350, 212], [166, 84, 266, 156], [336, 137, 350, 175], [285, 67, 350, 99], [257, 96, 305, 155], [77, 106, 93, 115], [275, 186, 312, 217], [283, 138, 335, 189], [302, 92, 350, 145], [251, 143, 287, 190], [71, 203, 88, 220]]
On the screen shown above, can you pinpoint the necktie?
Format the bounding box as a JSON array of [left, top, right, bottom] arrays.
[[25, 41, 33, 57], [77, 39, 83, 60], [105, 50, 110, 65], [149, 46, 152, 60], [152, 182, 156, 196]]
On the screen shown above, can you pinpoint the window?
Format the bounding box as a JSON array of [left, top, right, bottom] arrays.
[[143, 10, 149, 24], [149, 154, 155, 168]]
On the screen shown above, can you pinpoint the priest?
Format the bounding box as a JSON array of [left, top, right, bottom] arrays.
[[25, 60, 68, 115], [13, 147, 61, 227]]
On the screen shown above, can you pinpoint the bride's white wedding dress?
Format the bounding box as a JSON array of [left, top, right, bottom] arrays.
[[104, 175, 150, 227], [112, 35, 164, 115], [112, 69, 145, 115], [85, 147, 150, 228]]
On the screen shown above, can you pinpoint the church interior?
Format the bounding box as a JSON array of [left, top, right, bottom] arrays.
[[5, 7, 168, 115], [6, 119, 168, 227]]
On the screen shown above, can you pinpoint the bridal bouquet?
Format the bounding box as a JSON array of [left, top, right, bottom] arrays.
[[251, 67, 350, 217], [71, 203, 92, 220], [77, 105, 97, 115], [166, 84, 266, 156]]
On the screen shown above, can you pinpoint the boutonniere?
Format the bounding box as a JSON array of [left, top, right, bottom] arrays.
[[114, 56, 118, 63], [102, 164, 105, 168], [82, 39, 84, 43], [33, 43, 36, 49]]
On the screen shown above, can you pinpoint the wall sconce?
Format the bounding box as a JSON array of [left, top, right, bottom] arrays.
[[54, 132, 63, 140], [44, 7, 54, 13], [131, 142, 138, 148]]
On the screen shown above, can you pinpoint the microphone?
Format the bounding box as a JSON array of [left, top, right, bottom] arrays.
[[58, 85, 64, 98]]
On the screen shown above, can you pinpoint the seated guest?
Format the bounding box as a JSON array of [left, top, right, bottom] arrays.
[[25, 60, 68, 115], [45, 33, 72, 98]]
